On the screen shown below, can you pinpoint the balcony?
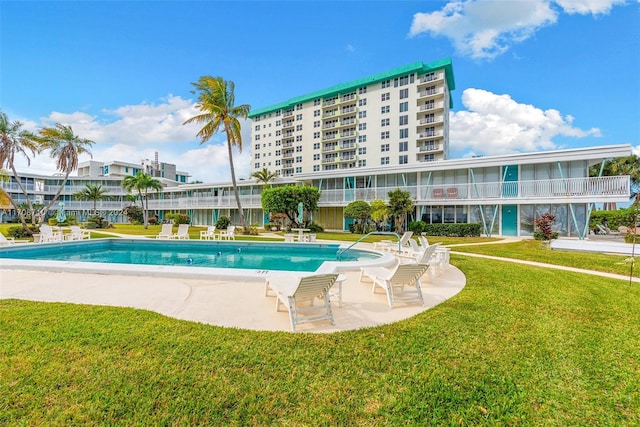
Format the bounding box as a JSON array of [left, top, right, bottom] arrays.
[[419, 101, 444, 111], [282, 121, 295, 130], [416, 130, 443, 140], [418, 72, 444, 85], [417, 87, 444, 99]]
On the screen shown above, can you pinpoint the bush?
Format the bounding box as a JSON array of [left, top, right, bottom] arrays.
[[308, 223, 324, 233], [534, 213, 557, 240], [215, 216, 232, 229], [86, 216, 113, 229], [122, 205, 144, 224], [422, 223, 482, 237], [7, 225, 38, 238], [242, 225, 260, 235], [165, 213, 190, 225], [408, 221, 427, 234]]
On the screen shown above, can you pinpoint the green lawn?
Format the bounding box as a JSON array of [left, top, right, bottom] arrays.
[[1, 251, 639, 424]]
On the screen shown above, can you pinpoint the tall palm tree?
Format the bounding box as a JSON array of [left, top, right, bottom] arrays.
[[121, 172, 163, 228], [0, 111, 42, 232], [184, 76, 250, 230], [38, 123, 93, 221], [73, 183, 113, 215], [251, 167, 277, 188]]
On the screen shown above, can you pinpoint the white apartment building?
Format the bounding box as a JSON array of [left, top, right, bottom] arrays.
[[248, 58, 454, 177]]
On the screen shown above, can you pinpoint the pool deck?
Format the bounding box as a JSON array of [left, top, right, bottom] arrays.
[[0, 264, 466, 333]]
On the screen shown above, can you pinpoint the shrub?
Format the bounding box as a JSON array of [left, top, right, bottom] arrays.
[[165, 213, 190, 225], [308, 222, 324, 233], [534, 213, 558, 240], [408, 221, 426, 234], [215, 216, 232, 229], [422, 223, 482, 237], [8, 225, 38, 238], [242, 225, 260, 235]]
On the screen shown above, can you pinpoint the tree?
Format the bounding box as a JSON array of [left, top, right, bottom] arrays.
[[251, 167, 277, 188], [184, 76, 250, 230], [0, 111, 42, 232], [370, 199, 390, 231], [261, 186, 320, 227], [590, 155, 640, 208], [121, 172, 163, 228], [387, 189, 414, 233], [73, 183, 113, 215], [344, 200, 371, 233], [38, 123, 94, 222]]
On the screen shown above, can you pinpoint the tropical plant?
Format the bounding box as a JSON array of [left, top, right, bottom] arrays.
[[73, 183, 113, 215], [370, 199, 389, 231], [590, 155, 640, 209], [387, 189, 413, 233], [251, 167, 277, 188], [534, 212, 558, 241], [215, 216, 232, 230], [344, 200, 371, 234], [121, 205, 144, 224], [184, 76, 250, 230], [38, 123, 94, 221], [121, 172, 163, 229], [0, 111, 42, 232], [261, 186, 320, 227]]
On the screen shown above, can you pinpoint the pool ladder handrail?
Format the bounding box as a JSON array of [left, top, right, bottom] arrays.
[[337, 231, 401, 259]]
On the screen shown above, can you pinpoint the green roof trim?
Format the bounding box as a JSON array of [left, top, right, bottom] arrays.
[[249, 58, 455, 118]]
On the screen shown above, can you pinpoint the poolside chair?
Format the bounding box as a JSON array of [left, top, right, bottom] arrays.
[[199, 225, 217, 240], [66, 225, 91, 241], [360, 262, 429, 308], [173, 224, 190, 240], [418, 235, 429, 249], [390, 231, 413, 254], [264, 273, 338, 332], [156, 223, 174, 239], [0, 233, 29, 246], [219, 225, 236, 240], [39, 225, 63, 243]]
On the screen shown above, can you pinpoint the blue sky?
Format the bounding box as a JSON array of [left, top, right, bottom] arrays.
[[1, 0, 638, 182]]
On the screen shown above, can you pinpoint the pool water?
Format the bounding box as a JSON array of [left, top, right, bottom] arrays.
[[0, 239, 379, 272]]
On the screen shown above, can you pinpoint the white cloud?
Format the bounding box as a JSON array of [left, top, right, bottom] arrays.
[[633, 145, 640, 156], [11, 96, 254, 183], [450, 88, 601, 155], [345, 44, 355, 52], [409, 0, 627, 60]]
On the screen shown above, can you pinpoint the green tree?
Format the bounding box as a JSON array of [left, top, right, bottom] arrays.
[[184, 76, 250, 230], [370, 199, 390, 231], [261, 186, 320, 227], [73, 183, 113, 215], [0, 111, 42, 232], [121, 172, 163, 229], [251, 167, 277, 188], [344, 200, 371, 233], [590, 155, 640, 208], [38, 123, 94, 222], [388, 189, 414, 233]]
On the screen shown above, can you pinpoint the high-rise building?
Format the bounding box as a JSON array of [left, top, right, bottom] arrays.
[[248, 58, 454, 177]]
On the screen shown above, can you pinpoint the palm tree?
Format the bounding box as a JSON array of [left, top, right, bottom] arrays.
[[121, 172, 163, 228], [183, 76, 250, 230], [73, 183, 113, 215], [38, 123, 93, 222], [252, 167, 277, 188], [0, 111, 42, 232]]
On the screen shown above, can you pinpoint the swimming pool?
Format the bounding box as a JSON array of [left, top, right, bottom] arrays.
[[0, 239, 393, 279]]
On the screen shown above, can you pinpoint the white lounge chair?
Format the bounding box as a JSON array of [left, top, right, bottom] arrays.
[[156, 223, 174, 239], [66, 225, 91, 241], [0, 233, 29, 246], [390, 231, 413, 253], [265, 273, 338, 332], [39, 225, 63, 243], [173, 224, 190, 240], [219, 225, 236, 240], [199, 225, 217, 240], [360, 262, 429, 308], [418, 235, 429, 249]]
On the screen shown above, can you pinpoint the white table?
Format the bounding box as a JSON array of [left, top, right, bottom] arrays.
[[291, 228, 310, 242]]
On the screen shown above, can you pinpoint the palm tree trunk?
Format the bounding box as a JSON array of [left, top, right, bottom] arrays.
[[0, 186, 31, 234], [226, 132, 246, 230], [41, 169, 71, 223], [141, 189, 148, 229], [9, 163, 36, 229]]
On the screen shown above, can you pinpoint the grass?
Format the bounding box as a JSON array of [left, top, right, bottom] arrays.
[[451, 239, 639, 278], [1, 255, 638, 425]]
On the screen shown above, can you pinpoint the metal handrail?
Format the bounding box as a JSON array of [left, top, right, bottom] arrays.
[[337, 231, 400, 259]]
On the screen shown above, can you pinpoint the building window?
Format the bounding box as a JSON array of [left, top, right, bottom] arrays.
[[255, 153, 261, 159], [381, 157, 389, 165], [358, 147, 366, 155], [313, 142, 320, 149], [314, 99, 321, 106], [399, 155, 408, 164], [314, 109, 320, 117], [276, 160, 281, 166], [313, 153, 320, 161], [296, 125, 302, 131], [400, 102, 408, 112], [381, 92, 390, 101], [358, 87, 367, 94], [313, 132, 320, 139], [381, 79, 390, 89], [254, 162, 260, 169], [314, 121, 320, 128], [381, 131, 390, 140], [381, 105, 390, 114], [399, 88, 409, 99], [358, 159, 366, 167], [255, 135, 260, 140], [399, 141, 408, 152], [296, 135, 302, 142], [399, 115, 408, 125], [296, 167, 302, 173], [381, 118, 390, 127], [358, 98, 367, 106], [276, 140, 281, 146], [381, 143, 389, 152], [358, 123, 367, 131], [399, 75, 410, 86], [296, 114, 302, 120], [296, 145, 302, 152], [313, 165, 320, 171], [295, 103, 302, 110], [358, 110, 367, 119], [275, 150, 281, 156], [399, 128, 409, 139], [296, 156, 302, 163], [254, 125, 260, 131], [358, 135, 367, 143], [254, 144, 260, 150]]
